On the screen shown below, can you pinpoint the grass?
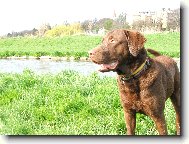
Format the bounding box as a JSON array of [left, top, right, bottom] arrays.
[[0, 36, 101, 59], [0, 32, 180, 58], [0, 70, 177, 135], [145, 32, 180, 58]]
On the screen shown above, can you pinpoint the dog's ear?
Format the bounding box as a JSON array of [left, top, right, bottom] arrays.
[[124, 30, 146, 57]]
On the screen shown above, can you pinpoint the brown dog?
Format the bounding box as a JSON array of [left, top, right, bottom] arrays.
[[89, 29, 180, 135]]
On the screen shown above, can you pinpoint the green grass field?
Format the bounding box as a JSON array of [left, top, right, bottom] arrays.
[[0, 32, 180, 135], [0, 32, 180, 58], [0, 70, 177, 135]]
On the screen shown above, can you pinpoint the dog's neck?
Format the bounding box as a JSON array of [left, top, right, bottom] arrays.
[[116, 48, 147, 76]]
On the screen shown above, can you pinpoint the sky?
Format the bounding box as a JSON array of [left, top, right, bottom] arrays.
[[0, 0, 181, 36]]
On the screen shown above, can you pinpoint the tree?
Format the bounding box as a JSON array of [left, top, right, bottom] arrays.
[[132, 20, 145, 31], [116, 12, 127, 25], [167, 8, 180, 31], [81, 20, 90, 32], [38, 23, 51, 37], [104, 19, 113, 30]]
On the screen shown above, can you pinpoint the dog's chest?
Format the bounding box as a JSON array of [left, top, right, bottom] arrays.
[[117, 79, 145, 111]]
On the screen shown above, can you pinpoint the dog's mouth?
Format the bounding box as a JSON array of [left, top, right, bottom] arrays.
[[95, 61, 119, 72]]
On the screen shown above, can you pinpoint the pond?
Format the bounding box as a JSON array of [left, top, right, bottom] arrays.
[[0, 59, 180, 76]]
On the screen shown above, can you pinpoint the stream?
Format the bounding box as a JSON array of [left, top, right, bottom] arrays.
[[0, 59, 180, 76]]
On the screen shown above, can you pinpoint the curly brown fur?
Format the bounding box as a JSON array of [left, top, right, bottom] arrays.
[[89, 29, 180, 135]]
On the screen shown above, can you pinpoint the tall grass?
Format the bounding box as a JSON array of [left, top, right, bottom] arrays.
[[0, 32, 180, 58], [0, 70, 176, 135]]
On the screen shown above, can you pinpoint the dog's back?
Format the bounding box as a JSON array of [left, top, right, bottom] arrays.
[[147, 49, 180, 100]]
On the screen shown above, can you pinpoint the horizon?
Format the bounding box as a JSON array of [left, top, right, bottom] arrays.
[[0, 0, 180, 36]]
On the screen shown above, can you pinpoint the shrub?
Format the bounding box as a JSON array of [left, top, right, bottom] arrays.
[[45, 23, 83, 37]]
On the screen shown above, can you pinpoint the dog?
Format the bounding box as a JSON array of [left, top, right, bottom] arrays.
[[89, 29, 180, 135]]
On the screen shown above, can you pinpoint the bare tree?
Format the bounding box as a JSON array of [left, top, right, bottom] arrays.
[[38, 23, 51, 37]]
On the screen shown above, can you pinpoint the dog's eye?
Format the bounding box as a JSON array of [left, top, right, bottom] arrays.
[[110, 39, 115, 43]]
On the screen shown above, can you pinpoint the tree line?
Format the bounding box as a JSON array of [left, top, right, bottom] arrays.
[[4, 8, 180, 37]]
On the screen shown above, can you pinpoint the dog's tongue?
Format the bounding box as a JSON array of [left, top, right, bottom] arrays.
[[99, 62, 118, 72]]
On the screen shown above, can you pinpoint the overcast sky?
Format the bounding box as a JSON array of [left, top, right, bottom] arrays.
[[0, 0, 181, 35]]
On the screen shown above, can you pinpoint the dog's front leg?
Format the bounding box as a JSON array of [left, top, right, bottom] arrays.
[[150, 113, 168, 135], [123, 109, 136, 135]]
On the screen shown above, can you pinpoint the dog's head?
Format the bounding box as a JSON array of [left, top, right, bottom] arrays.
[[89, 29, 146, 72]]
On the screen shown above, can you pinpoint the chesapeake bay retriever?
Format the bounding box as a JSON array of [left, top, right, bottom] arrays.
[[89, 29, 180, 135]]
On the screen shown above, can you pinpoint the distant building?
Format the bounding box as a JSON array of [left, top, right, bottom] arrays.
[[124, 8, 178, 32], [126, 10, 156, 25]]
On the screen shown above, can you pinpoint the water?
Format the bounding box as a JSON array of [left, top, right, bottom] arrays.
[[0, 59, 180, 76], [0, 59, 116, 76]]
